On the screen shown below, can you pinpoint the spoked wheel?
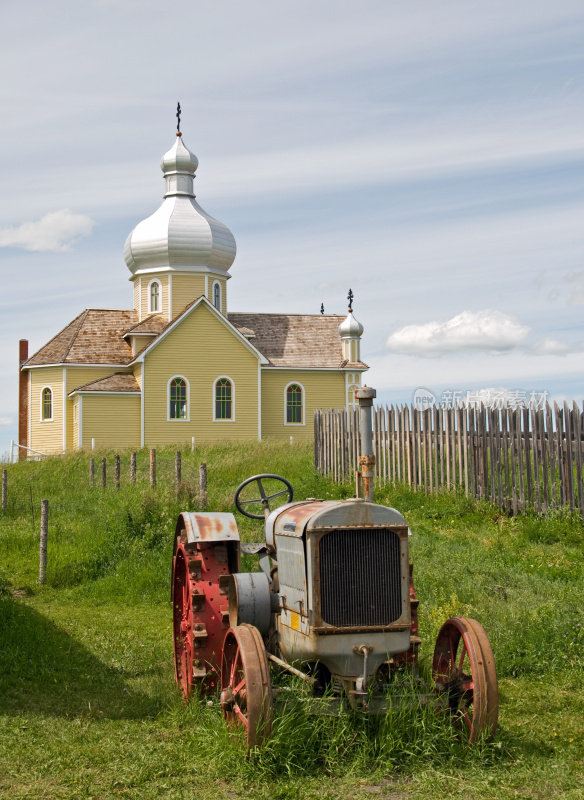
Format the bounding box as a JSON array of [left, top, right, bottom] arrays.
[[220, 624, 273, 748], [172, 532, 233, 699], [433, 616, 498, 743]]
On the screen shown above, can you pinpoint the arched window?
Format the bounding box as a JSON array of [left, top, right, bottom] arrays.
[[348, 384, 359, 409], [41, 387, 53, 421], [149, 280, 161, 313], [285, 383, 304, 424], [168, 376, 188, 420], [214, 377, 233, 420], [212, 281, 222, 312]]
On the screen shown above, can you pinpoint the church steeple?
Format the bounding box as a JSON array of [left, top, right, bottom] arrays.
[[123, 109, 236, 321], [339, 289, 364, 363]]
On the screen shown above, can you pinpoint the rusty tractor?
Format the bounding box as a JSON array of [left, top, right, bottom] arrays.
[[172, 387, 498, 747]]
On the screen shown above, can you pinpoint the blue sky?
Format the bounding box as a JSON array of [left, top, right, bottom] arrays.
[[0, 1, 582, 457]]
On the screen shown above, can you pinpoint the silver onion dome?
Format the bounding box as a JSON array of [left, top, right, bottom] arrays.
[[124, 135, 236, 275], [339, 310, 364, 337]]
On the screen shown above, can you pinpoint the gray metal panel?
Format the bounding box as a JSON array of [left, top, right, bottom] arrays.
[[275, 535, 307, 592], [306, 499, 406, 531]]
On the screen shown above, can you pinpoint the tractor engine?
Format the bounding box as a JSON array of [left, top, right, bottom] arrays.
[[229, 498, 415, 687]]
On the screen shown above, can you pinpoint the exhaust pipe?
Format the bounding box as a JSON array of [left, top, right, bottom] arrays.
[[355, 386, 376, 502]]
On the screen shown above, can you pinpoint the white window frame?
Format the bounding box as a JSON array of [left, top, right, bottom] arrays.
[[212, 280, 222, 312], [40, 386, 53, 422], [167, 375, 190, 422], [213, 375, 235, 422], [284, 381, 305, 426], [148, 279, 162, 314]]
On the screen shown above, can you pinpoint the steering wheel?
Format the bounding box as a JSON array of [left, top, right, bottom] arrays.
[[234, 474, 294, 519]]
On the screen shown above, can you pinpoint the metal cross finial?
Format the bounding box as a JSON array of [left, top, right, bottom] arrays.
[[176, 102, 182, 135], [347, 288, 354, 312], [320, 303, 325, 315]]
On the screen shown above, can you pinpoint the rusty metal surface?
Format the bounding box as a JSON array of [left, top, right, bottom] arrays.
[[433, 616, 498, 743], [358, 454, 376, 503], [172, 535, 234, 698], [176, 511, 239, 544], [305, 500, 407, 531], [220, 624, 273, 748], [311, 623, 411, 634], [271, 501, 337, 538]]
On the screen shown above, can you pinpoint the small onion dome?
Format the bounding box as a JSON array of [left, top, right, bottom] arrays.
[[339, 310, 364, 337], [160, 136, 199, 176], [124, 136, 236, 275]]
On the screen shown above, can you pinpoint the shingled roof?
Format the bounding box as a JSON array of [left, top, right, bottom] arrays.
[[25, 309, 137, 366], [124, 315, 167, 336], [71, 373, 141, 393], [228, 313, 368, 369], [24, 306, 366, 370]]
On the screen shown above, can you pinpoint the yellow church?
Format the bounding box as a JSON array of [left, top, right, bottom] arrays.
[[18, 124, 367, 456]]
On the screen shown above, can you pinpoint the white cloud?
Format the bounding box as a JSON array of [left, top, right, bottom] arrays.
[[528, 337, 577, 356], [0, 210, 94, 252], [0, 417, 12, 426], [386, 310, 529, 357]]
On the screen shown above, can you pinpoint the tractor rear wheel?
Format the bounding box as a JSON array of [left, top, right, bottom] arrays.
[[433, 616, 498, 743], [220, 624, 273, 748], [172, 537, 232, 699]]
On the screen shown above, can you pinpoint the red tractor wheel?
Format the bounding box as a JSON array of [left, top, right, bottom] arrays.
[[220, 624, 273, 748], [172, 535, 233, 699], [433, 616, 498, 743]]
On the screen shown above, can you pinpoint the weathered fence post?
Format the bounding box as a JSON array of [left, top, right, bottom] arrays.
[[101, 457, 107, 489], [130, 451, 136, 484], [89, 457, 95, 487], [2, 469, 6, 510], [39, 499, 48, 585], [115, 454, 121, 490], [199, 462, 207, 510], [150, 448, 156, 488], [175, 451, 182, 492], [191, 436, 195, 452]]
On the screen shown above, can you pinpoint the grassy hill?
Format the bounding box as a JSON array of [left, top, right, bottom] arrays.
[[1, 441, 582, 799]]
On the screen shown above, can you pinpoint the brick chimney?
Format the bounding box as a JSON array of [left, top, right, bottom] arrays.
[[18, 339, 28, 461]]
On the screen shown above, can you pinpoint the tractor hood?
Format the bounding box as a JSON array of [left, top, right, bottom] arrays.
[[265, 498, 407, 548]]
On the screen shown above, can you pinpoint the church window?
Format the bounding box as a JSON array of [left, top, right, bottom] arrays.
[[149, 280, 161, 313], [212, 281, 222, 312], [41, 387, 53, 421], [169, 376, 188, 420], [348, 384, 359, 409], [285, 383, 304, 424], [214, 377, 233, 420]]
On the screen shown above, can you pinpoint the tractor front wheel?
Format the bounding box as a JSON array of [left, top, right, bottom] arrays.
[[433, 616, 498, 743], [220, 624, 273, 748]]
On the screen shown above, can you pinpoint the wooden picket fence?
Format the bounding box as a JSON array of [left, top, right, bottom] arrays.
[[314, 402, 584, 517]]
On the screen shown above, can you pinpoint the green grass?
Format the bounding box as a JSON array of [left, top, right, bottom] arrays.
[[1, 441, 583, 799]]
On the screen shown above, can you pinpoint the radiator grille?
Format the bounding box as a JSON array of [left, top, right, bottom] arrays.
[[319, 528, 402, 627]]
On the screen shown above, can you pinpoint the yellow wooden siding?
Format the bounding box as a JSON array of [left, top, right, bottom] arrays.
[[143, 304, 258, 445], [261, 370, 346, 440], [133, 278, 139, 314], [29, 367, 64, 454], [81, 394, 141, 450], [140, 274, 169, 319], [72, 397, 79, 448], [65, 367, 132, 451], [171, 274, 206, 318]]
